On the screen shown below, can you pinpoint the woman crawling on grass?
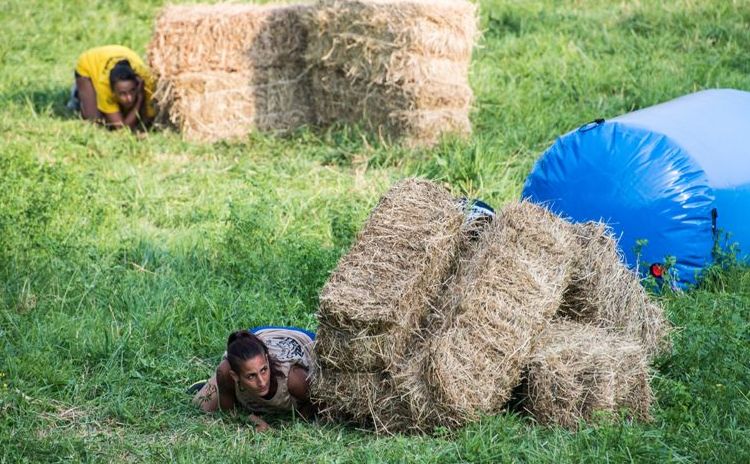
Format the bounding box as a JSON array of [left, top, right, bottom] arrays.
[[67, 45, 155, 131], [191, 326, 317, 432]]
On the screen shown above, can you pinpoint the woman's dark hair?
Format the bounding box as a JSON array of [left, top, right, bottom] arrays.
[[109, 59, 138, 89], [226, 330, 283, 379]]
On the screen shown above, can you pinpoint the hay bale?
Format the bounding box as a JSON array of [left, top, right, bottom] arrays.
[[312, 360, 456, 434], [311, 370, 413, 434], [313, 179, 466, 433], [314, 323, 409, 371], [425, 202, 579, 419], [310, 70, 473, 126], [524, 321, 652, 428], [390, 109, 472, 147], [388, 340, 469, 432], [308, 0, 478, 77], [307, 0, 477, 146], [149, 0, 477, 144], [149, 4, 311, 77], [318, 178, 464, 332], [309, 71, 472, 145], [559, 222, 671, 359], [148, 3, 313, 141], [154, 69, 312, 142]]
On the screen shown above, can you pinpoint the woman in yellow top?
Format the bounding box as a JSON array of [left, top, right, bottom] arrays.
[[70, 45, 156, 130]]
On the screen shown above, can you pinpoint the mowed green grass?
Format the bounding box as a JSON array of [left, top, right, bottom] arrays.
[[2, 0, 750, 462]]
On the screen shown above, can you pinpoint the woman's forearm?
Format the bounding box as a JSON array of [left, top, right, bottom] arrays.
[[121, 100, 142, 130]]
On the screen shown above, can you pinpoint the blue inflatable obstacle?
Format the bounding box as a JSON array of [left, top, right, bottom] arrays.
[[522, 89, 750, 285]]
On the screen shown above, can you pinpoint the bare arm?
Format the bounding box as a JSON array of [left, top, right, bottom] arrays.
[[216, 360, 237, 411], [102, 98, 141, 131], [75, 76, 102, 122], [248, 413, 271, 432], [287, 365, 310, 401], [288, 365, 315, 419], [136, 84, 154, 130]]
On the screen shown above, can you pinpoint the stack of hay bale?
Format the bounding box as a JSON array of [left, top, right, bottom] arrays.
[[313, 178, 670, 433], [314, 178, 465, 432], [307, 0, 478, 146], [147, 0, 478, 146], [519, 221, 670, 428], [148, 3, 313, 142], [422, 203, 579, 425]]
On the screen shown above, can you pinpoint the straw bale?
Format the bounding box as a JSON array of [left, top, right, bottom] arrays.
[[311, 70, 471, 144], [149, 4, 311, 77], [308, 0, 478, 70], [314, 50, 471, 87], [155, 68, 312, 142], [148, 3, 314, 141], [311, 370, 415, 433], [318, 178, 464, 331], [391, 109, 472, 147], [315, 323, 409, 371], [524, 321, 652, 429], [425, 202, 579, 418], [306, 0, 476, 146], [388, 337, 473, 432], [149, 0, 476, 145], [559, 222, 671, 359], [312, 357, 459, 434], [311, 69, 472, 123]]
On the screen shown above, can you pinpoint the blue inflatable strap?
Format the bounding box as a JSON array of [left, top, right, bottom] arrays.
[[250, 325, 316, 340]]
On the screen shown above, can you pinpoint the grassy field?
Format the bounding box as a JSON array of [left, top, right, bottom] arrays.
[[2, 0, 750, 462]]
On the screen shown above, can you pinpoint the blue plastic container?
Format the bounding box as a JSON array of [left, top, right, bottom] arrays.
[[522, 89, 750, 285]]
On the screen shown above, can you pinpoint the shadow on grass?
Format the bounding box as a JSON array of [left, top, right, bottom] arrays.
[[1, 86, 77, 119]]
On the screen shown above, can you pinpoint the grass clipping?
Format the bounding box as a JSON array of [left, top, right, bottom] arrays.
[[148, 3, 313, 142], [524, 321, 652, 429]]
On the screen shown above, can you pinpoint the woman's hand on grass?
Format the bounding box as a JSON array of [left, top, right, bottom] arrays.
[[249, 414, 271, 433]]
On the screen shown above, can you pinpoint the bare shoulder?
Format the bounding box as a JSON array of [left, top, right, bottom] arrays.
[[216, 358, 231, 375], [216, 358, 237, 411], [216, 359, 233, 388], [287, 365, 310, 400]]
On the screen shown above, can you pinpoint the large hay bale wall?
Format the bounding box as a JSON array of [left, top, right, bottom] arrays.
[[524, 321, 652, 429], [307, 0, 478, 146], [560, 222, 671, 359], [312, 178, 464, 434], [424, 202, 579, 420], [313, 198, 666, 434], [316, 178, 464, 371], [148, 0, 477, 145], [148, 4, 313, 142]]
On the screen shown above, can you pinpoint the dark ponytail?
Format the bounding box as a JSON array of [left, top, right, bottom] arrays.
[[226, 330, 283, 379], [109, 59, 138, 89]]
